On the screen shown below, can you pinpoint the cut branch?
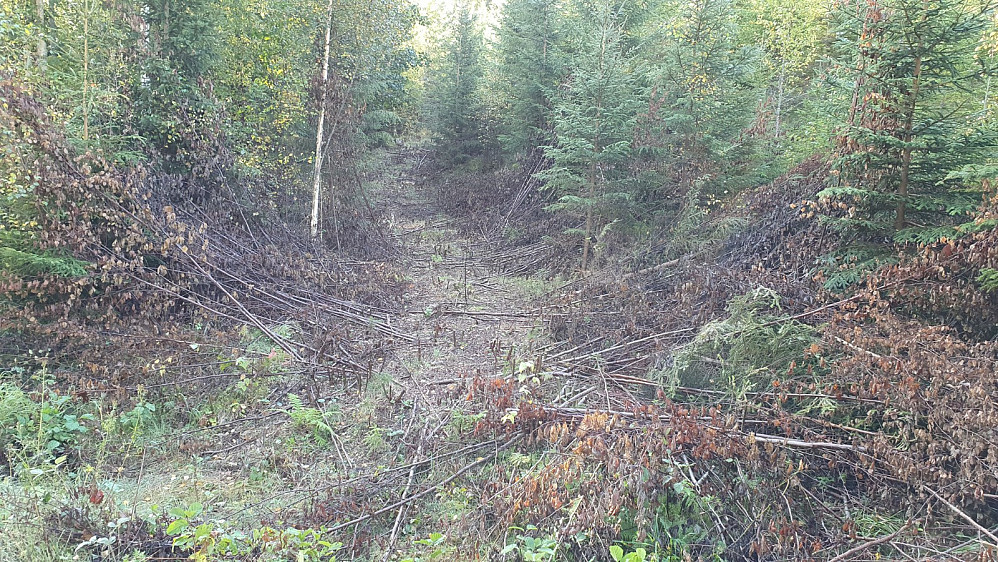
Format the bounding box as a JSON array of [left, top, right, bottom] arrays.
[[828, 524, 909, 562]]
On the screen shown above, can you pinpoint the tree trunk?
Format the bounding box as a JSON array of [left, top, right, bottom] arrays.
[[310, 0, 335, 241], [897, 10, 925, 231], [582, 161, 595, 271], [35, 0, 47, 71]]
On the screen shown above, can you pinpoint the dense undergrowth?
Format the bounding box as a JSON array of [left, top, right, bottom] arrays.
[[0, 76, 413, 561], [430, 153, 998, 560]]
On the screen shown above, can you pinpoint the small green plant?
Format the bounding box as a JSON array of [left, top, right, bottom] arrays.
[[500, 525, 559, 561], [167, 503, 235, 561], [166, 502, 341, 561], [401, 532, 449, 561], [219, 323, 296, 376], [1, 380, 94, 461], [75, 516, 134, 557], [610, 545, 651, 562], [448, 410, 485, 435], [363, 425, 390, 454], [254, 526, 343, 561], [119, 401, 158, 434], [287, 393, 338, 446], [0, 381, 33, 447], [508, 275, 552, 299], [37, 395, 93, 453]]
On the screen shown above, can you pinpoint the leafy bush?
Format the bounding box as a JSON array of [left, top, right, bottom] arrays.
[[119, 401, 159, 435], [166, 502, 342, 562], [0, 380, 93, 462]]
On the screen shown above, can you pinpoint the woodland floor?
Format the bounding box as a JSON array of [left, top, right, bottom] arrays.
[[7, 146, 998, 562], [2, 149, 564, 561], [197, 151, 561, 554]]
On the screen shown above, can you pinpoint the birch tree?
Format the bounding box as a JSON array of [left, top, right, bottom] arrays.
[[310, 0, 334, 240]]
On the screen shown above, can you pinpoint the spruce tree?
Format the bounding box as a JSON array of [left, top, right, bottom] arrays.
[[821, 0, 997, 247], [426, 5, 486, 165], [493, 0, 564, 157], [539, 0, 644, 270], [650, 0, 758, 197]]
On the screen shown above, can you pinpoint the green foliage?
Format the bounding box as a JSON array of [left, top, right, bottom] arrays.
[[287, 393, 338, 446], [0, 380, 33, 445], [425, 6, 487, 165], [610, 545, 649, 562], [0, 246, 88, 279], [500, 525, 559, 561], [166, 502, 342, 562], [608, 469, 722, 559], [662, 287, 818, 400], [0, 0, 37, 77], [739, 0, 828, 161], [492, 0, 564, 156], [1, 103, 90, 286], [538, 0, 646, 268], [401, 532, 450, 562], [2, 0, 421, 254], [821, 0, 997, 248], [448, 409, 485, 435], [647, 0, 761, 197], [0, 378, 94, 462], [362, 424, 389, 453], [119, 401, 159, 435], [816, 246, 898, 293], [977, 267, 998, 293]]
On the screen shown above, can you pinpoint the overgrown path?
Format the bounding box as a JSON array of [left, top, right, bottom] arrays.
[[376, 152, 548, 406], [297, 150, 556, 555]]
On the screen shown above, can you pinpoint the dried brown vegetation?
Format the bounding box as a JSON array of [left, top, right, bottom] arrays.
[[436, 157, 998, 560], [1, 78, 403, 395]]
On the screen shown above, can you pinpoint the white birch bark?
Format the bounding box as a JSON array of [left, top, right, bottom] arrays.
[[310, 0, 334, 240]]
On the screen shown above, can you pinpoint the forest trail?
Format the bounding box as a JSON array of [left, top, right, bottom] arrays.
[[375, 151, 549, 404]]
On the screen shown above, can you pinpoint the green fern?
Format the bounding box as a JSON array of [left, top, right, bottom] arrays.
[[286, 393, 335, 446]]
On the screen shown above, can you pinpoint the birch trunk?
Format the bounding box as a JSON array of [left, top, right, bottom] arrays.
[[35, 0, 47, 71], [310, 0, 334, 240]]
